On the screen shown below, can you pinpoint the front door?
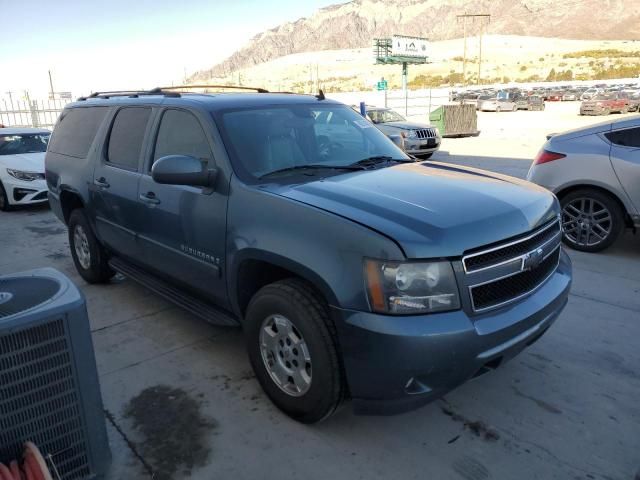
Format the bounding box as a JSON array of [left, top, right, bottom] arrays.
[[608, 125, 640, 213], [91, 106, 153, 260], [137, 108, 229, 307]]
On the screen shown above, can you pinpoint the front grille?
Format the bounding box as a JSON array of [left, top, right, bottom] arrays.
[[471, 247, 560, 311], [414, 128, 437, 139], [0, 320, 92, 480], [464, 220, 561, 272]]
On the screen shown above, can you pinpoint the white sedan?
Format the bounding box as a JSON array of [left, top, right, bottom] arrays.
[[0, 127, 51, 211]]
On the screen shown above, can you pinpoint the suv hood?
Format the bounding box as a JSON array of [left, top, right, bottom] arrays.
[[0, 152, 45, 172], [269, 162, 558, 258], [379, 121, 435, 130]]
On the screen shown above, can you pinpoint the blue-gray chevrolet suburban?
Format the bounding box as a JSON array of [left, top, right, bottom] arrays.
[[45, 88, 571, 423]]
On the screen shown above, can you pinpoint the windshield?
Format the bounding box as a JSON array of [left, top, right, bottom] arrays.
[[0, 133, 50, 156], [367, 109, 406, 124], [593, 95, 611, 101], [217, 104, 409, 181]]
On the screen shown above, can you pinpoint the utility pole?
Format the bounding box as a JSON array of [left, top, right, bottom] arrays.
[[456, 13, 490, 86], [457, 13, 468, 86], [48, 70, 55, 99]]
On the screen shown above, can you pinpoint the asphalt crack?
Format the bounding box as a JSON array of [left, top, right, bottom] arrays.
[[104, 408, 155, 478]]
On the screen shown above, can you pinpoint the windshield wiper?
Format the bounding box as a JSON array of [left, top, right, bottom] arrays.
[[259, 164, 365, 179], [350, 156, 414, 167]]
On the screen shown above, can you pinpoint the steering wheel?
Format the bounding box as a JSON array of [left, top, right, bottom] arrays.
[[318, 136, 344, 158]]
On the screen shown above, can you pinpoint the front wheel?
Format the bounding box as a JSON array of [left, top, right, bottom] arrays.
[[560, 189, 624, 252], [68, 209, 115, 283], [245, 279, 344, 423], [0, 182, 11, 212]]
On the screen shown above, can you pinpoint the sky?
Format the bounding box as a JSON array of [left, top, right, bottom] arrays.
[[0, 0, 344, 100]]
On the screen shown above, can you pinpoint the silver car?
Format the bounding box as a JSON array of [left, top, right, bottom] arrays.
[[476, 97, 517, 112], [527, 116, 640, 252], [365, 108, 441, 158]]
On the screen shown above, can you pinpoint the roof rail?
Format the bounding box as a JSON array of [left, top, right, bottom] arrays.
[[76, 84, 271, 102], [77, 89, 180, 101], [158, 84, 270, 93]]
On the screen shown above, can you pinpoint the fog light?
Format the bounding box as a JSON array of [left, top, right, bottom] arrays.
[[13, 188, 36, 201]]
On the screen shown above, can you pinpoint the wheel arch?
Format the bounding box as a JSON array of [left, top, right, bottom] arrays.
[[59, 187, 86, 225], [230, 250, 340, 320]]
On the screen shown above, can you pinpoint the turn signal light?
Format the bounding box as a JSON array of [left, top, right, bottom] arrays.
[[533, 150, 566, 165]]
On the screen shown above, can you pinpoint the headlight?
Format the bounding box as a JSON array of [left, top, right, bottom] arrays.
[[6, 169, 44, 181], [401, 130, 417, 139], [364, 259, 461, 314]]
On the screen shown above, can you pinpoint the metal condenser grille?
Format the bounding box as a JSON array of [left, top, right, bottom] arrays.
[[0, 319, 92, 479]]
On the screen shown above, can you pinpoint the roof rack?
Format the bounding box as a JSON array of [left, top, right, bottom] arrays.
[[158, 85, 270, 93], [77, 89, 180, 101]]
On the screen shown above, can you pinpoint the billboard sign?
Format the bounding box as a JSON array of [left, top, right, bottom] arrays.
[[391, 35, 428, 58]]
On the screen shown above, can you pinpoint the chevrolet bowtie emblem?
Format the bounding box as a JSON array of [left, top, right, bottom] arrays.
[[523, 247, 545, 271]]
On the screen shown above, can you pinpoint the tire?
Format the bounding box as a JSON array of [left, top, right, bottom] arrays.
[[68, 209, 115, 283], [512, 105, 517, 112], [602, 108, 611, 116], [560, 189, 625, 253], [495, 107, 501, 112], [0, 181, 11, 212], [245, 278, 344, 423]]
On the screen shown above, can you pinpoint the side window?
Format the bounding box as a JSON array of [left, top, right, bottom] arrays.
[[606, 128, 640, 148], [107, 107, 152, 169], [48, 107, 108, 158], [153, 110, 213, 169]]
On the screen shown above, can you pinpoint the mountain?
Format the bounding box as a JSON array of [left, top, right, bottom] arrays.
[[190, 0, 640, 81]]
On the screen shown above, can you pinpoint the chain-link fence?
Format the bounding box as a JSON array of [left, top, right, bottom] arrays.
[[0, 98, 70, 129]]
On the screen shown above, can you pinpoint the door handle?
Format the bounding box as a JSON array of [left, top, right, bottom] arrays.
[[94, 177, 110, 188], [139, 191, 161, 205]]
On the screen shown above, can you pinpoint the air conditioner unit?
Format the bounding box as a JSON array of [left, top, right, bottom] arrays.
[[0, 268, 111, 479]]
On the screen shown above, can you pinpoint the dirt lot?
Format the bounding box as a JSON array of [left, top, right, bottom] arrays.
[[0, 102, 638, 480]]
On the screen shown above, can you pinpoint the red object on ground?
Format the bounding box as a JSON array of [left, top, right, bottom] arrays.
[[9, 462, 22, 480], [0, 463, 14, 480]]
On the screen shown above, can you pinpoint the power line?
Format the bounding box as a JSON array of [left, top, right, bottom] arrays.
[[456, 13, 491, 85]]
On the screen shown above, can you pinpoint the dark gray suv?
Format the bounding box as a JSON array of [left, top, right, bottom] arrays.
[[45, 87, 572, 423]]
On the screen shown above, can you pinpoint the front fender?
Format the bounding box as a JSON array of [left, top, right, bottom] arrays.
[[226, 178, 405, 314]]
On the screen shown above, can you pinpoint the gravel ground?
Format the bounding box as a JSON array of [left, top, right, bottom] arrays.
[[0, 102, 638, 480]]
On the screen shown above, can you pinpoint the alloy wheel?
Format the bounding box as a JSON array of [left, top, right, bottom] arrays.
[[73, 225, 91, 269], [562, 197, 612, 248], [259, 314, 312, 397]]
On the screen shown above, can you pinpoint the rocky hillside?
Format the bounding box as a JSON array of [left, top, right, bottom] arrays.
[[190, 0, 640, 80]]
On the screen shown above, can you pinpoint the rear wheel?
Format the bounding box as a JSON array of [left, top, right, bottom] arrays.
[[245, 278, 344, 423], [560, 189, 624, 252], [0, 182, 11, 212], [68, 209, 115, 283]]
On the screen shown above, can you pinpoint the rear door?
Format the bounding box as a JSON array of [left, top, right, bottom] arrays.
[[91, 106, 153, 260], [136, 108, 229, 307], [607, 125, 640, 213]]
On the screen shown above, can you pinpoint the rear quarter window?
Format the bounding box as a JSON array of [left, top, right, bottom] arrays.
[[606, 127, 640, 148], [48, 107, 108, 158]]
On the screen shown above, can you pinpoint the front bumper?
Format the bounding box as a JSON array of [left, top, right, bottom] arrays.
[[2, 178, 48, 205], [333, 250, 571, 415], [404, 138, 441, 155], [580, 106, 607, 115]]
